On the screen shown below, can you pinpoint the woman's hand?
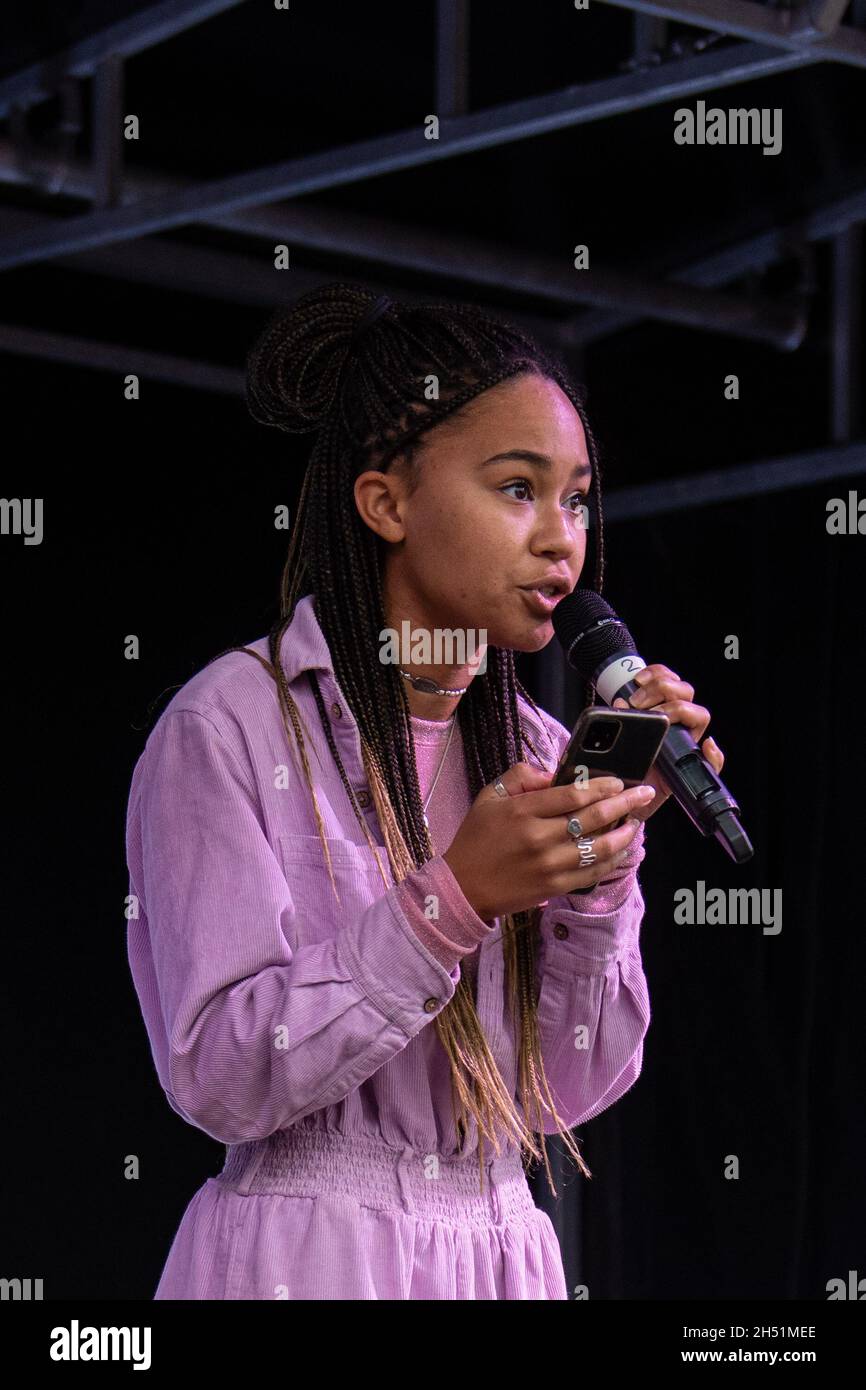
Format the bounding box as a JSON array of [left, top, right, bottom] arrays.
[[442, 762, 656, 921], [612, 663, 725, 821]]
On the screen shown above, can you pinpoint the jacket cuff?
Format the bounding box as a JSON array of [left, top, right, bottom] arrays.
[[538, 869, 644, 973], [392, 855, 496, 973], [561, 819, 646, 914]]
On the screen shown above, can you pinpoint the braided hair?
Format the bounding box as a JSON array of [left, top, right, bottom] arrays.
[[216, 281, 609, 1195]]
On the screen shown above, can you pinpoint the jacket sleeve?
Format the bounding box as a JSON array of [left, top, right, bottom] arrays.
[[126, 706, 465, 1145], [532, 825, 650, 1133], [521, 707, 651, 1133]]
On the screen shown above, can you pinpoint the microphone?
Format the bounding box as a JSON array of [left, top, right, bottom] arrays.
[[552, 588, 754, 865]]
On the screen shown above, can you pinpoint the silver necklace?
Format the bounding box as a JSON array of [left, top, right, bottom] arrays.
[[400, 667, 471, 698], [420, 715, 458, 830]]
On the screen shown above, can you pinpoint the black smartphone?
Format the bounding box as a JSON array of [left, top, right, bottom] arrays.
[[552, 705, 670, 829]]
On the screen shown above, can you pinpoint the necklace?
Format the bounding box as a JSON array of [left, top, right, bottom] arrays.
[[420, 714, 457, 830], [400, 667, 471, 697]]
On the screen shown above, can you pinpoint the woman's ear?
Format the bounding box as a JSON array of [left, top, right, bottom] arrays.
[[353, 469, 407, 543]]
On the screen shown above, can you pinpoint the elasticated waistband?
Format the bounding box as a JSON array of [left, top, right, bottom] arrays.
[[215, 1128, 537, 1229]]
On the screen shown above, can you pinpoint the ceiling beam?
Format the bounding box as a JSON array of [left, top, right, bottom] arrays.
[[603, 442, 866, 520], [0, 321, 243, 394], [6, 139, 864, 351], [436, 0, 470, 118], [0, 40, 817, 272], [2, 315, 858, 517], [597, 0, 866, 67], [0, 140, 805, 346], [0, 203, 568, 346], [0, 0, 246, 118], [562, 183, 866, 346]]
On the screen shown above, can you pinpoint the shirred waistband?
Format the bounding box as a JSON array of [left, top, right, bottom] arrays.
[[215, 1128, 538, 1229]]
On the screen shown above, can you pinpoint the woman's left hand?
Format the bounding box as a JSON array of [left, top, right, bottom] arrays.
[[612, 664, 725, 821]]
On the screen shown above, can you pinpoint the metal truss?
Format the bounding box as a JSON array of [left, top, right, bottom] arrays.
[[598, 1, 866, 65], [0, 0, 863, 511]]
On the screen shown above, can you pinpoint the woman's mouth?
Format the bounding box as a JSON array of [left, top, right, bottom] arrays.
[[519, 586, 562, 617]]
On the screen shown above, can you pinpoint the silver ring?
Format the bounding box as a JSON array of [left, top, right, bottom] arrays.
[[576, 837, 597, 867], [566, 815, 585, 839], [493, 778, 509, 798]]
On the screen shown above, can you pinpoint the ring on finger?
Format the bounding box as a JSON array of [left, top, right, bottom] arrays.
[[493, 777, 509, 798], [567, 817, 598, 865], [576, 836, 597, 867]]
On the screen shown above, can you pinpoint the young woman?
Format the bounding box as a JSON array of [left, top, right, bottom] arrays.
[[125, 282, 724, 1300]]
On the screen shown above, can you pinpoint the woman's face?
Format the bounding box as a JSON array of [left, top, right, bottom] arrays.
[[354, 372, 592, 654]]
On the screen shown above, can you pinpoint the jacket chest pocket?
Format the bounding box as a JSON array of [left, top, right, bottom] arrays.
[[277, 834, 393, 947]]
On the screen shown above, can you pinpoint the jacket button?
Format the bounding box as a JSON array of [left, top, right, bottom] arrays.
[[553, 922, 569, 940], [357, 789, 371, 808], [423, 997, 439, 1013], [330, 701, 343, 720]]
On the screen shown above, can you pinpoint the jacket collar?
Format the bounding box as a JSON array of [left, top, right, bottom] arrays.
[[276, 593, 334, 686]]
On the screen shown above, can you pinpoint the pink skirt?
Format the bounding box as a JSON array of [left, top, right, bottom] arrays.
[[154, 1127, 568, 1300]]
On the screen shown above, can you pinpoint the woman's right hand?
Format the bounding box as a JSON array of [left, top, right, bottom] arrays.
[[441, 761, 656, 921]]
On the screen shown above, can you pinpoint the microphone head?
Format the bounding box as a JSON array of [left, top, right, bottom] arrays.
[[552, 587, 640, 683]]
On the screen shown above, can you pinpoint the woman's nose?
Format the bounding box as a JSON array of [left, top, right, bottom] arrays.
[[530, 511, 578, 558]]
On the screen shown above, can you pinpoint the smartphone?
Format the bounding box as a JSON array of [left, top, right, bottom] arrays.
[[552, 705, 670, 829]]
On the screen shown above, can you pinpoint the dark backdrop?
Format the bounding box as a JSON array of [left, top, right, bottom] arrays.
[[529, 483, 865, 1300], [1, 0, 864, 1302]]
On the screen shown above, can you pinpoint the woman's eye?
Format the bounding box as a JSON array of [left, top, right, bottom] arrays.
[[500, 480, 536, 503], [497, 483, 592, 517]]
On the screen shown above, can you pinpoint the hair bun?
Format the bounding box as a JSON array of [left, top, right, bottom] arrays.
[[245, 282, 395, 434]]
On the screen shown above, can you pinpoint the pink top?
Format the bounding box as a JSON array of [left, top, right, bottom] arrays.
[[402, 712, 488, 992]]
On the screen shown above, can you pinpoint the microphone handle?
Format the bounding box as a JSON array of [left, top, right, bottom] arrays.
[[614, 678, 754, 865]]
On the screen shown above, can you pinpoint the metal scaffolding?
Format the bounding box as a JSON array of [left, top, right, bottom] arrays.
[[0, 0, 863, 508]]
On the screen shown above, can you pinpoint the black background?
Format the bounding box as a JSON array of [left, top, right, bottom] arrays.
[[1, 0, 864, 1303]]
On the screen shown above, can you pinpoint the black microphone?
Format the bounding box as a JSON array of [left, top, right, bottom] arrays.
[[552, 588, 754, 865]]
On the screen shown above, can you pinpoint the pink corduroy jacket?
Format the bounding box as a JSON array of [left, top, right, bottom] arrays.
[[125, 592, 650, 1299]]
